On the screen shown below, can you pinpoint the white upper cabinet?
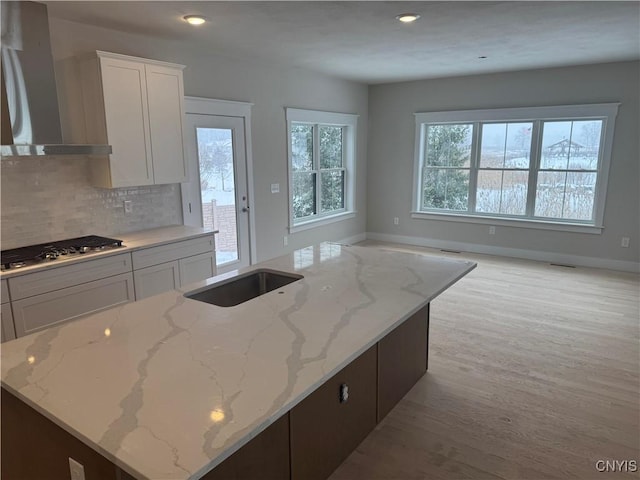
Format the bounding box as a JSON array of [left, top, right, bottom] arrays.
[[79, 51, 188, 188], [97, 56, 153, 187], [145, 63, 188, 185]]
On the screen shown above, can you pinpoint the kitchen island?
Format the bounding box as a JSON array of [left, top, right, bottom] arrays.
[[1, 243, 475, 480]]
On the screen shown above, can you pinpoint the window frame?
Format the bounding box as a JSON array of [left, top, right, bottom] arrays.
[[286, 108, 358, 233], [412, 103, 619, 234]]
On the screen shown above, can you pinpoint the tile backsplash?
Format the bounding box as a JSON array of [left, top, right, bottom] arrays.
[[1, 156, 183, 249]]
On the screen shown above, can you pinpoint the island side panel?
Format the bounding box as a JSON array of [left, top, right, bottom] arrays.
[[289, 345, 378, 480], [201, 414, 290, 480], [377, 304, 429, 421], [1, 388, 127, 480]]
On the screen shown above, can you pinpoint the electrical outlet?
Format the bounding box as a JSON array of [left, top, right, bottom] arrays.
[[393, 217, 399, 225], [489, 226, 496, 235], [69, 458, 85, 480], [123, 200, 132, 214], [271, 183, 280, 194], [283, 236, 288, 247], [621, 237, 630, 248]]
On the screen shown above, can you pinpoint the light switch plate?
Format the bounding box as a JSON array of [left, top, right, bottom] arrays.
[[271, 183, 280, 194], [124, 200, 132, 214]]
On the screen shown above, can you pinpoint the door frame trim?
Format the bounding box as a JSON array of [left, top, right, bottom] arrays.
[[183, 96, 257, 265]]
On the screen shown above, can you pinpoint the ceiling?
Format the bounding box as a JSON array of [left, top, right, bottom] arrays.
[[44, 1, 640, 84]]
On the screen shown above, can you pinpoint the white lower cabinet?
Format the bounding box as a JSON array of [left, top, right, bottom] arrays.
[[179, 251, 216, 287], [5, 253, 135, 339], [1, 303, 16, 342], [1, 280, 14, 342], [2, 234, 216, 340], [11, 273, 135, 337], [134, 261, 180, 300], [133, 235, 216, 300]]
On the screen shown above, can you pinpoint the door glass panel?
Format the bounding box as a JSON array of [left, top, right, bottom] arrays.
[[196, 127, 238, 266]]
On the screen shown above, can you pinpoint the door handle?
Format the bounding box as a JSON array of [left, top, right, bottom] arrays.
[[242, 207, 249, 213]]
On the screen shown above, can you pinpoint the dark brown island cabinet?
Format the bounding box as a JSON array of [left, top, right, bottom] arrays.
[[2, 305, 430, 480]]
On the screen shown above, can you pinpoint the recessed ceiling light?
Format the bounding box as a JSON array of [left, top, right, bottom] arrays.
[[183, 15, 206, 26], [396, 13, 420, 23]]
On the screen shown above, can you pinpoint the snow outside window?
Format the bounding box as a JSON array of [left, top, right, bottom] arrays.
[[412, 104, 619, 233]]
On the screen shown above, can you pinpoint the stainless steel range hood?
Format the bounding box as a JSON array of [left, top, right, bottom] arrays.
[[0, 1, 111, 157]]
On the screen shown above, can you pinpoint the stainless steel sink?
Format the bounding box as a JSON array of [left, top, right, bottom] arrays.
[[184, 269, 303, 307]]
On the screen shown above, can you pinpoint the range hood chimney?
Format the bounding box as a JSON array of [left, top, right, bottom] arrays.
[[0, 1, 111, 157]]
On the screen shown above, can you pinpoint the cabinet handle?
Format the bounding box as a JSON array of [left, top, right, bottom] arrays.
[[339, 383, 349, 403]]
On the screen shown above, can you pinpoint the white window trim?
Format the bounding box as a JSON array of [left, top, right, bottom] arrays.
[[412, 103, 619, 233], [286, 108, 358, 234]]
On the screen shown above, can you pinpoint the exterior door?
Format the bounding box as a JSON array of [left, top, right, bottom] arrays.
[[183, 114, 251, 273]]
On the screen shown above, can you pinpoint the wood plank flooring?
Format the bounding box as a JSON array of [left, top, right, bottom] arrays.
[[330, 241, 639, 480]]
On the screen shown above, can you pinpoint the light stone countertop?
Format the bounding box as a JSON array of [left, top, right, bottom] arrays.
[[0, 225, 217, 279], [0, 243, 476, 479]]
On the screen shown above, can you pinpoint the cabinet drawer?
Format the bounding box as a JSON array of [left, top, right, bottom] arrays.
[[290, 346, 377, 480], [9, 253, 132, 300], [1, 303, 16, 343], [133, 261, 180, 300], [132, 235, 214, 270], [12, 273, 135, 337], [1, 279, 9, 304]]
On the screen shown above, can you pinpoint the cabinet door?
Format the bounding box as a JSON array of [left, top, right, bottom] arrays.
[[290, 346, 377, 480], [145, 63, 188, 184], [1, 389, 124, 480], [1, 279, 9, 304], [100, 56, 153, 187], [12, 273, 135, 337], [201, 414, 290, 480], [179, 252, 216, 287], [377, 305, 429, 421], [133, 261, 180, 300], [1, 303, 16, 343]]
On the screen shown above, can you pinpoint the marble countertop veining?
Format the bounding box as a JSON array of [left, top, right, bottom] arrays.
[[0, 225, 218, 279], [0, 243, 476, 480]]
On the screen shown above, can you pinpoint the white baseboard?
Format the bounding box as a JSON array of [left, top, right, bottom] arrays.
[[366, 232, 640, 273], [337, 232, 368, 245]]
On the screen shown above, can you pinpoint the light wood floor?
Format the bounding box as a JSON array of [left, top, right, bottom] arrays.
[[330, 241, 640, 480]]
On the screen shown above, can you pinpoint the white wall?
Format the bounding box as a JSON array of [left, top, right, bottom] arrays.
[[46, 17, 368, 262], [367, 61, 639, 270]]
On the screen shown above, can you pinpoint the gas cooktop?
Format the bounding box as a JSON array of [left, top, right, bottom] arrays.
[[1, 235, 124, 270]]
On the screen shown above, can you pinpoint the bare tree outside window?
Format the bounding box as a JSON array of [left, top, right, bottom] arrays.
[[535, 120, 602, 220]]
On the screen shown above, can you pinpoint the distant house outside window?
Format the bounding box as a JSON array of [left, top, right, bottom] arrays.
[[286, 108, 357, 233], [412, 104, 619, 233]]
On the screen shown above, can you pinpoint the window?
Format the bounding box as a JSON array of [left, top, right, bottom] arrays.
[[413, 104, 619, 232], [286, 108, 357, 232]]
